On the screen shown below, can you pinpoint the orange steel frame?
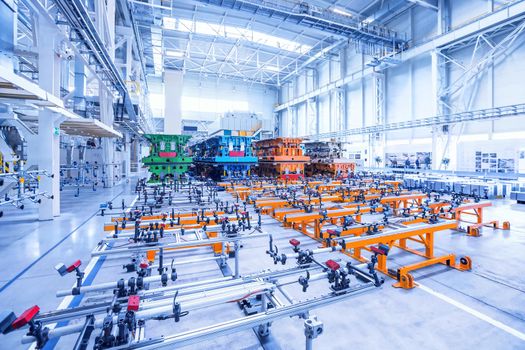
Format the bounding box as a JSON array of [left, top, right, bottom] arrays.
[[305, 162, 356, 177], [110, 210, 226, 222], [272, 201, 373, 221], [256, 162, 307, 179], [334, 222, 472, 289], [379, 193, 427, 209], [326, 221, 472, 289], [144, 230, 230, 264], [104, 214, 245, 232], [283, 206, 384, 239], [440, 201, 510, 236], [253, 192, 416, 217]]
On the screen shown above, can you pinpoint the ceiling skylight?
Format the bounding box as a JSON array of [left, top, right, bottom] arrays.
[[162, 17, 312, 55]]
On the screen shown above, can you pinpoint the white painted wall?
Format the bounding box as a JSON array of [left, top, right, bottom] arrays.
[[181, 75, 278, 123]]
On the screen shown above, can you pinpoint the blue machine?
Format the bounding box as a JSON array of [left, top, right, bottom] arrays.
[[191, 132, 258, 180]]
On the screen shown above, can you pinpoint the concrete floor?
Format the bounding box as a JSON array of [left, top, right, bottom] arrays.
[[1, 181, 525, 350]]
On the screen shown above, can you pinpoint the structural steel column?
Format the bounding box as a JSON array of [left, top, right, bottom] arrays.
[[164, 70, 183, 134], [124, 132, 131, 179], [73, 58, 86, 114], [96, 0, 118, 186], [431, 50, 447, 170], [100, 86, 116, 187], [370, 73, 385, 168]]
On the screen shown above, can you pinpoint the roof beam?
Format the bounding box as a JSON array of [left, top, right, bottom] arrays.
[[131, 0, 331, 42], [407, 0, 438, 11], [275, 0, 525, 112], [185, 0, 404, 47]]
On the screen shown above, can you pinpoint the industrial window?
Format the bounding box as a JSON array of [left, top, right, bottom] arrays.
[[181, 96, 249, 114]]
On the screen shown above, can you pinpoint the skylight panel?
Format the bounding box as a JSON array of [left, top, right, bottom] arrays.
[[162, 17, 312, 54]]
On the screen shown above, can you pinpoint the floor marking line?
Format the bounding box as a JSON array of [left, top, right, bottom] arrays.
[[419, 283, 525, 341], [40, 194, 139, 349], [0, 189, 126, 294]]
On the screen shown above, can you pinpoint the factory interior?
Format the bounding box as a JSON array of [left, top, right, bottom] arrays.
[[1, 0, 525, 349]]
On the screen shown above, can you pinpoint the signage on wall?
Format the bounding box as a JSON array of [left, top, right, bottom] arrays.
[[475, 151, 515, 173]]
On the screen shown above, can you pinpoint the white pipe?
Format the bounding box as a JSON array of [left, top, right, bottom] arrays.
[[22, 284, 273, 344], [56, 274, 169, 297]]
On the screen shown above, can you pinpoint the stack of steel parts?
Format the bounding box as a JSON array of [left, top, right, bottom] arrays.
[[142, 134, 193, 183], [303, 141, 356, 178], [253, 137, 310, 180], [190, 132, 258, 180]]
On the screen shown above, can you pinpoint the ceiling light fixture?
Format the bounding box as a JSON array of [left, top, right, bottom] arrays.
[[332, 7, 353, 17], [165, 50, 185, 58]]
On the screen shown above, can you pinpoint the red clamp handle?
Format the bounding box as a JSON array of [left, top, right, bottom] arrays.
[[11, 306, 40, 329], [325, 259, 340, 271], [127, 295, 140, 311], [370, 245, 389, 256], [66, 260, 82, 273], [289, 238, 301, 247]]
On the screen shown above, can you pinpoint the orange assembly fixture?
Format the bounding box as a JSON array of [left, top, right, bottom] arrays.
[[327, 221, 472, 289], [253, 137, 310, 179]]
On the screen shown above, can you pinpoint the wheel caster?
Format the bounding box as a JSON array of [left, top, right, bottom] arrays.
[[393, 272, 415, 289], [459, 256, 472, 270]]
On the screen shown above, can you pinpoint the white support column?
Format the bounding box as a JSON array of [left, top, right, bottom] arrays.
[[437, 0, 450, 35], [290, 106, 298, 137], [164, 70, 183, 134], [100, 85, 116, 187], [124, 133, 131, 179], [431, 48, 454, 170], [37, 22, 61, 220], [307, 97, 317, 136], [313, 69, 320, 135], [91, 0, 119, 186], [432, 0, 453, 170], [370, 73, 385, 168], [336, 88, 345, 134]]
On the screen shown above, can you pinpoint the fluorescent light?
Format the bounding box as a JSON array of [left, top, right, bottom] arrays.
[[458, 134, 489, 142], [166, 50, 185, 58], [332, 7, 353, 17], [263, 65, 279, 72], [492, 131, 525, 140], [386, 139, 410, 146], [411, 138, 432, 145]]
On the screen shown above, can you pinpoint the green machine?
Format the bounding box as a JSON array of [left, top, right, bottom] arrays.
[[142, 134, 193, 182]]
